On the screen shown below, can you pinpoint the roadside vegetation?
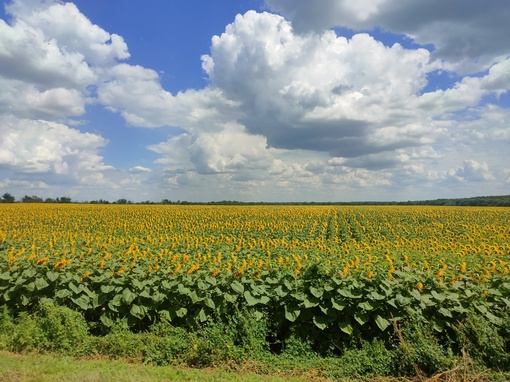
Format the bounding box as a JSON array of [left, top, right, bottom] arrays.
[[1, 301, 509, 381]]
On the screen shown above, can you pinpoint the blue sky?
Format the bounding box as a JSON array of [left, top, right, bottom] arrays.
[[0, 0, 509, 202]]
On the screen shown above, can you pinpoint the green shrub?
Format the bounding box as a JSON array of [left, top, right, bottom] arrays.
[[143, 323, 190, 366], [10, 312, 43, 353], [395, 318, 457, 376], [185, 322, 243, 367], [456, 313, 510, 370], [36, 299, 89, 354], [83, 322, 146, 360], [6, 300, 88, 355], [0, 305, 15, 350], [335, 339, 396, 378]]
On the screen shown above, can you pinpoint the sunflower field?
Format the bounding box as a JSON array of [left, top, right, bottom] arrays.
[[1, 204, 509, 346]]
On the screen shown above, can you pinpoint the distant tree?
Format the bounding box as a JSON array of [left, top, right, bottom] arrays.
[[161, 199, 172, 204], [44, 198, 56, 203], [2, 193, 15, 203], [57, 196, 72, 203], [22, 195, 43, 203], [115, 198, 129, 204], [92, 199, 110, 204]]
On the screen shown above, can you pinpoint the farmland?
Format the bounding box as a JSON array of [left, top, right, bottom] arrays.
[[1, 204, 509, 378]]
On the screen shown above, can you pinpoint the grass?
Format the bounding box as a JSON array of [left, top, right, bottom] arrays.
[[0, 351, 310, 382]]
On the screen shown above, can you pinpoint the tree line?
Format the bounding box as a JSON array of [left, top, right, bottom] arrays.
[[1, 192, 510, 206]]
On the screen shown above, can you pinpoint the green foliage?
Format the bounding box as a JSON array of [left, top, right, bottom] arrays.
[[455, 313, 510, 370], [329, 339, 396, 378], [395, 318, 458, 376], [143, 323, 190, 366], [83, 322, 146, 360], [5, 299, 88, 355], [0, 305, 15, 349]]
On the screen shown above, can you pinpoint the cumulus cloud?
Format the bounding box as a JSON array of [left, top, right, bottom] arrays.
[[265, 0, 510, 73], [201, 12, 459, 164], [0, 115, 111, 177], [1, 0, 508, 201], [0, 0, 129, 119]]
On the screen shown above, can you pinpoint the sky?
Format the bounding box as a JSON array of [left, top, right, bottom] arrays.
[[0, 0, 509, 203]]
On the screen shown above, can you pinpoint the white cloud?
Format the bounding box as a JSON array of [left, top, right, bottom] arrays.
[[450, 160, 494, 182], [1, 0, 508, 202], [0, 0, 129, 119], [265, 0, 510, 73], [0, 115, 111, 176]]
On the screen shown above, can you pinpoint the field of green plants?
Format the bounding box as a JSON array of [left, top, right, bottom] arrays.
[[1, 204, 509, 379]]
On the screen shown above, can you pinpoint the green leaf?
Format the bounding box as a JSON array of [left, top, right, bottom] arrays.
[[198, 308, 208, 323], [488, 288, 503, 297], [197, 280, 209, 290], [369, 291, 386, 300], [0, 272, 11, 281], [303, 296, 319, 308], [338, 289, 353, 298], [108, 294, 122, 309], [410, 289, 421, 300], [253, 311, 264, 321], [122, 288, 135, 304], [189, 290, 203, 303], [158, 309, 172, 321], [274, 286, 287, 298], [358, 300, 380, 311], [284, 280, 294, 290], [485, 312, 503, 326], [339, 321, 353, 335], [100, 313, 114, 327], [309, 286, 323, 298], [46, 271, 59, 282], [130, 304, 144, 319], [284, 305, 301, 322], [354, 311, 370, 325], [35, 277, 49, 290], [161, 280, 174, 290], [375, 315, 391, 331], [432, 318, 445, 332], [22, 269, 37, 279], [205, 298, 216, 309], [177, 283, 191, 296], [176, 307, 187, 318], [331, 298, 346, 311], [72, 295, 90, 310], [21, 294, 30, 306], [395, 294, 411, 306], [132, 279, 144, 290], [431, 290, 445, 302], [100, 284, 116, 294], [92, 293, 107, 309], [313, 315, 329, 330], [55, 289, 71, 299], [290, 292, 306, 301], [68, 282, 81, 295], [82, 286, 96, 298], [473, 303, 488, 314], [139, 289, 152, 299], [438, 307, 453, 318], [244, 290, 258, 306], [230, 281, 244, 294]]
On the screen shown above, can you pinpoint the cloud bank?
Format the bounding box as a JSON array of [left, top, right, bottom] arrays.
[[0, 0, 509, 201]]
